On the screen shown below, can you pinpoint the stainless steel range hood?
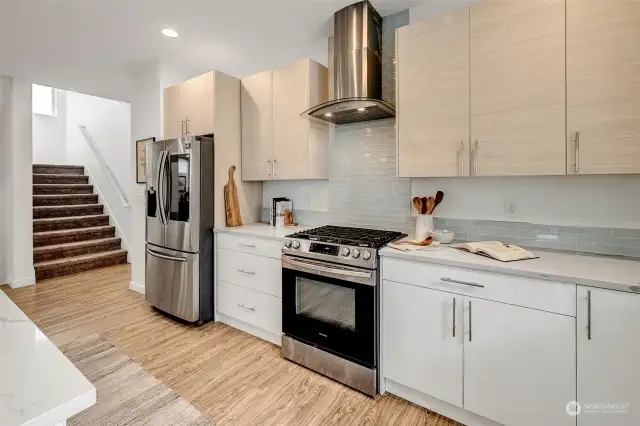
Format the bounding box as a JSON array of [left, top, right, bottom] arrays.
[[302, 1, 395, 125]]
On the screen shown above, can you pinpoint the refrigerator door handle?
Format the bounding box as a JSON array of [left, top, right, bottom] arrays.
[[146, 248, 188, 263], [157, 150, 168, 224]]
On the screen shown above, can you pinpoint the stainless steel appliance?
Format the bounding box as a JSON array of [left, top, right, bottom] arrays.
[[145, 136, 214, 324], [281, 226, 405, 397], [302, 1, 396, 125]]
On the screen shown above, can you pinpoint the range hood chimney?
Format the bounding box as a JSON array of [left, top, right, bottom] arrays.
[[302, 1, 395, 125]]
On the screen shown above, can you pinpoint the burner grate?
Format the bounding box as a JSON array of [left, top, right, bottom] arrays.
[[288, 225, 406, 249]]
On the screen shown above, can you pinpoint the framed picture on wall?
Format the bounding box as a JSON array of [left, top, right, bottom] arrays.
[[136, 137, 155, 184]]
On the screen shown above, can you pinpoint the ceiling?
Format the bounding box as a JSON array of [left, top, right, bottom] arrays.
[[0, 0, 428, 100]]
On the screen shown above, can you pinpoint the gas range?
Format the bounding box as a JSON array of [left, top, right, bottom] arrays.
[[282, 225, 406, 270]]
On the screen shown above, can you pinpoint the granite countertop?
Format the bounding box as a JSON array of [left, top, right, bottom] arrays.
[[380, 246, 640, 294], [214, 223, 312, 241], [0, 290, 96, 426]]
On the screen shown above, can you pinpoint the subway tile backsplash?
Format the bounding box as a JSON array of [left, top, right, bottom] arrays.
[[434, 217, 640, 258]]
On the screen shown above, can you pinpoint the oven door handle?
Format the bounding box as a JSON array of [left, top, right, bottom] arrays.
[[283, 258, 372, 279]]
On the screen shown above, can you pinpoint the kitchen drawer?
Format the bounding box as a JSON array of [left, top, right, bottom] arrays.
[[218, 280, 282, 336], [383, 258, 575, 316], [217, 233, 282, 259], [218, 249, 282, 297]]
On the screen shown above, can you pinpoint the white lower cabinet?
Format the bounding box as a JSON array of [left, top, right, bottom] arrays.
[[463, 298, 576, 426], [218, 280, 281, 336], [383, 280, 463, 408], [577, 286, 640, 426]]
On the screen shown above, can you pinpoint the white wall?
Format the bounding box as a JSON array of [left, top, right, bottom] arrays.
[[32, 90, 67, 165], [65, 91, 132, 252], [129, 62, 163, 293], [262, 180, 329, 212], [0, 76, 35, 287]]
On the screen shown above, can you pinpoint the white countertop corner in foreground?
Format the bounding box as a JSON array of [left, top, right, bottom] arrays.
[[214, 223, 311, 241], [0, 290, 96, 426], [380, 246, 640, 293]]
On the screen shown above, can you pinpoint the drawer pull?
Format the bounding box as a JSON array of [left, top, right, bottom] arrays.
[[441, 277, 485, 288], [452, 297, 456, 338], [238, 269, 256, 276], [238, 304, 256, 312], [238, 243, 256, 248]]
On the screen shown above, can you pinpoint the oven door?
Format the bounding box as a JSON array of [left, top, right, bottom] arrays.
[[282, 254, 376, 368]]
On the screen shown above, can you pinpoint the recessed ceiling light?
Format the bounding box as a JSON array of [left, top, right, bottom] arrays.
[[325, 113, 333, 117], [162, 29, 179, 38], [357, 108, 366, 112]]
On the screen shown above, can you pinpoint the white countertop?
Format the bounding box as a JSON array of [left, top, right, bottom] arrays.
[[214, 223, 311, 241], [0, 290, 96, 426], [380, 246, 640, 293]]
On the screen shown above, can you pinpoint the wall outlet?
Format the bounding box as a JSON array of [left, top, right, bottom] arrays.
[[504, 199, 518, 218]]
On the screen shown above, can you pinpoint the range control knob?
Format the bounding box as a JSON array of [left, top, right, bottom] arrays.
[[341, 247, 351, 257], [362, 251, 372, 260], [284, 240, 292, 248], [292, 240, 300, 249], [351, 249, 361, 259]]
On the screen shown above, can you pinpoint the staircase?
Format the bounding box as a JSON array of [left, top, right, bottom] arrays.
[[32, 164, 128, 281]]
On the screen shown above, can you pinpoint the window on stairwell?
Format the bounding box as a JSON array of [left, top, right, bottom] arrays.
[[32, 84, 58, 116]]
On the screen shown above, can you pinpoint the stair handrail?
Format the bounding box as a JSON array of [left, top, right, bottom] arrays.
[[78, 125, 130, 207]]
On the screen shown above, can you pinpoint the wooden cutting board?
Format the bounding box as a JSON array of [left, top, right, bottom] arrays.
[[224, 165, 243, 227]]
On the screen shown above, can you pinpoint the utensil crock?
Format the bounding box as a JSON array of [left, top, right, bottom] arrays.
[[414, 215, 434, 241]]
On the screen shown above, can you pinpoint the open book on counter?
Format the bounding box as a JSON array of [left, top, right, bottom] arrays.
[[451, 241, 538, 262]]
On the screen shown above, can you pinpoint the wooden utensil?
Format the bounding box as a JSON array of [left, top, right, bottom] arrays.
[[426, 197, 435, 215], [434, 190, 444, 211], [395, 237, 433, 246], [224, 165, 243, 227], [421, 197, 428, 214], [412, 197, 422, 213]]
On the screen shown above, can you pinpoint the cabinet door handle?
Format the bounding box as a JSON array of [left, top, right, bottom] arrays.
[[238, 243, 256, 248], [452, 297, 457, 337], [273, 159, 277, 177], [238, 269, 256, 276], [574, 132, 580, 174], [181, 120, 185, 137], [441, 277, 485, 288], [587, 289, 591, 340], [267, 160, 272, 177], [459, 141, 465, 176], [468, 300, 473, 342], [238, 304, 256, 312], [474, 140, 479, 176], [185, 117, 190, 136]]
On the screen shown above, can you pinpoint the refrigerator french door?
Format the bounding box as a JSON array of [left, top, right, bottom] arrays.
[[145, 136, 214, 324]]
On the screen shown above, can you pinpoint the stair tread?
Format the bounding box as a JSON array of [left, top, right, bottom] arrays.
[[34, 249, 127, 269], [33, 237, 120, 252], [33, 164, 83, 169], [33, 214, 108, 223], [33, 184, 93, 187], [34, 193, 96, 198], [33, 174, 89, 180], [34, 225, 115, 237], [33, 204, 102, 210]]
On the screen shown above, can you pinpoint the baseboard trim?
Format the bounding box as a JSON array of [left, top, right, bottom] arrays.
[[384, 379, 500, 426], [9, 276, 36, 289], [128, 281, 145, 295], [217, 313, 282, 346]]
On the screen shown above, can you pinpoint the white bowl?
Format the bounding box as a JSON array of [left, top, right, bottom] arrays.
[[430, 230, 455, 244]]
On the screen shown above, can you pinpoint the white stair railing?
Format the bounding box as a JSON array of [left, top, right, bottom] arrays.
[[78, 125, 130, 207]]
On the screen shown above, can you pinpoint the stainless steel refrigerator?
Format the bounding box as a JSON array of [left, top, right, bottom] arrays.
[[145, 136, 214, 324]]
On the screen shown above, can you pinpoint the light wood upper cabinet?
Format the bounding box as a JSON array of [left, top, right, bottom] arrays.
[[397, 7, 470, 178], [241, 58, 329, 181], [241, 70, 273, 181], [470, 0, 566, 176], [163, 71, 215, 139], [567, 0, 640, 175], [181, 72, 215, 137], [163, 84, 182, 140]]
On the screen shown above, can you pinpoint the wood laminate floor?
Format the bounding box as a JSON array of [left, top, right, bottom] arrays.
[[1, 265, 460, 426]]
